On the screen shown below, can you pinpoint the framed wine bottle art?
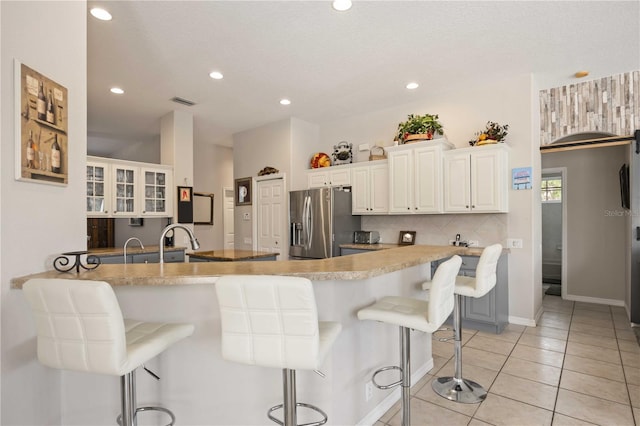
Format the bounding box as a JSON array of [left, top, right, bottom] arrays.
[[14, 60, 68, 185]]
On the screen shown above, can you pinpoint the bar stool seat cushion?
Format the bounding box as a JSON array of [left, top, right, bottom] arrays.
[[358, 255, 461, 334], [122, 319, 195, 376], [23, 278, 194, 377], [357, 297, 435, 333]]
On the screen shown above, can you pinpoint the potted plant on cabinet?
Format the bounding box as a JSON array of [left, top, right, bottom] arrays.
[[468, 121, 509, 146], [395, 113, 444, 144]]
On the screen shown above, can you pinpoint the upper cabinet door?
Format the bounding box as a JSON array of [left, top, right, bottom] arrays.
[[388, 149, 413, 213], [471, 147, 508, 212], [140, 166, 173, 217], [414, 146, 443, 213], [112, 164, 138, 216], [443, 151, 471, 212], [369, 163, 389, 213], [86, 161, 111, 216], [351, 165, 370, 214]]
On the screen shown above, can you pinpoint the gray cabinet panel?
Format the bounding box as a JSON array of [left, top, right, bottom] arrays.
[[432, 253, 508, 334]]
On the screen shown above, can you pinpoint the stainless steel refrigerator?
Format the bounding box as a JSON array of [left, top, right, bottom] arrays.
[[289, 187, 361, 259]]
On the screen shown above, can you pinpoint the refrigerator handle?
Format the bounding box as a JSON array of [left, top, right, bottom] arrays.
[[304, 195, 313, 250]]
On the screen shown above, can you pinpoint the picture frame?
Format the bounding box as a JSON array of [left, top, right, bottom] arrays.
[[398, 231, 417, 245], [177, 186, 193, 223], [235, 177, 252, 206], [15, 60, 69, 185], [194, 192, 214, 225]]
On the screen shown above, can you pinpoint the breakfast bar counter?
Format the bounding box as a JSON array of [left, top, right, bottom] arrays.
[[187, 249, 278, 262], [11, 244, 466, 425], [11, 244, 462, 288]]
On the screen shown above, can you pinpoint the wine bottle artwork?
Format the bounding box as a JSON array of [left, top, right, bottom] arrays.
[[51, 134, 61, 174], [37, 81, 46, 121], [26, 130, 35, 169], [46, 89, 55, 124], [18, 62, 68, 184]]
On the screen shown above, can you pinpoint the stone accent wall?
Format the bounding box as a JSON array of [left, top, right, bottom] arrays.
[[539, 70, 640, 145]]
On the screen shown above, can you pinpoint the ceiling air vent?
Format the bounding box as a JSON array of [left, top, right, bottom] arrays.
[[170, 96, 196, 107]]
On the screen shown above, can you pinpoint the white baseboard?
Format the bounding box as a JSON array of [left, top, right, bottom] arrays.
[[564, 294, 625, 307], [508, 315, 536, 327], [355, 358, 433, 426]]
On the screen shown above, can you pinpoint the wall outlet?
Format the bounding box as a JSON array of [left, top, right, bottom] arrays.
[[365, 381, 373, 401], [243, 212, 250, 221], [243, 237, 252, 244], [468, 240, 479, 247], [507, 238, 523, 249]]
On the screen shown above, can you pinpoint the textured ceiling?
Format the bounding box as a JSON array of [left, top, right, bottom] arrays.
[[87, 1, 640, 155]]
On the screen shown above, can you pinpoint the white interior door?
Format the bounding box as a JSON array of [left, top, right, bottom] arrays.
[[257, 178, 285, 259], [223, 187, 234, 250]]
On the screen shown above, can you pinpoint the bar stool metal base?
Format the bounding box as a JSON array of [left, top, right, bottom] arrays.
[[432, 294, 487, 405], [117, 406, 176, 426], [267, 402, 327, 426], [267, 368, 328, 426], [431, 376, 487, 404], [117, 369, 176, 426]]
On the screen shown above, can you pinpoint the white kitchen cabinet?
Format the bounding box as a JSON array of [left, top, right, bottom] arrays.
[[112, 163, 138, 216], [86, 160, 111, 217], [140, 166, 173, 216], [351, 160, 388, 214], [443, 144, 509, 213], [307, 165, 351, 188], [87, 156, 173, 218], [387, 139, 453, 214]]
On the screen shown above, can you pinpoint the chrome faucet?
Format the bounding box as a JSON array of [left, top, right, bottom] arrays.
[[159, 223, 200, 264], [123, 237, 144, 264]]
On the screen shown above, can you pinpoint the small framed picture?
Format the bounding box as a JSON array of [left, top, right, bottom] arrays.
[[235, 177, 252, 206], [398, 231, 417, 245]]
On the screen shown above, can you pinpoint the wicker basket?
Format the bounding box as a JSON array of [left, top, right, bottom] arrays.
[[369, 146, 386, 161]]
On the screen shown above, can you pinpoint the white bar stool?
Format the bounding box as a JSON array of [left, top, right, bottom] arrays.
[[429, 243, 502, 404], [23, 278, 195, 426], [215, 275, 341, 426], [357, 255, 462, 426]]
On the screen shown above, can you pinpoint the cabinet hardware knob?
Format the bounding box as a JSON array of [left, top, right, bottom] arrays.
[[466, 205, 469, 208]]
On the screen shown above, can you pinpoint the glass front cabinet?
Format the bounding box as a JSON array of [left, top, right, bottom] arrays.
[[86, 161, 111, 217], [141, 167, 172, 216], [113, 164, 137, 215], [86, 156, 173, 218]]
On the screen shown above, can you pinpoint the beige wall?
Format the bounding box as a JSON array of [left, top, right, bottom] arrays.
[[542, 146, 627, 302], [193, 142, 233, 250], [1, 1, 87, 424]]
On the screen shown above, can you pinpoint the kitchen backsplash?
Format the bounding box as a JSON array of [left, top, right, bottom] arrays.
[[362, 214, 508, 247]]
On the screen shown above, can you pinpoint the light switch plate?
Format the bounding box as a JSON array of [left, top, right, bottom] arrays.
[[507, 238, 523, 249], [243, 213, 250, 221]]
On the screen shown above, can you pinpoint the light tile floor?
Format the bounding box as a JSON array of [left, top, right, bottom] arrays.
[[375, 295, 640, 426]]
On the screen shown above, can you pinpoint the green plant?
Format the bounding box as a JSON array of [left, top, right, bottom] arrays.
[[468, 121, 509, 146], [396, 113, 443, 143]]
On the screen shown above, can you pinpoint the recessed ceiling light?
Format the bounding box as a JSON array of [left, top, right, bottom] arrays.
[[209, 71, 224, 80], [110, 87, 124, 95], [406, 82, 419, 90], [280, 99, 291, 106], [332, 0, 352, 12], [90, 7, 112, 21], [574, 71, 589, 78]]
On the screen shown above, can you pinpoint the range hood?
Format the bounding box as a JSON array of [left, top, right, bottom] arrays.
[[540, 131, 639, 154]]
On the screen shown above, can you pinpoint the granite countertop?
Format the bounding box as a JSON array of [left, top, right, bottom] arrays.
[[12, 244, 468, 288], [340, 243, 403, 250], [339, 243, 499, 257], [188, 249, 278, 261], [89, 245, 186, 257]]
